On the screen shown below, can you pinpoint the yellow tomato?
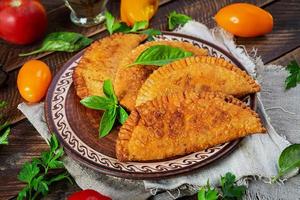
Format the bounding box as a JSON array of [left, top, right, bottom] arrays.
[[17, 60, 52, 103], [121, 0, 159, 26], [215, 3, 273, 37]]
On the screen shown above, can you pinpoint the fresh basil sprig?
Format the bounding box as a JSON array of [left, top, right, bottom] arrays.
[[80, 79, 129, 138], [19, 32, 93, 56], [272, 144, 300, 182], [104, 11, 161, 41], [285, 60, 300, 90], [168, 11, 192, 30], [197, 172, 246, 200], [17, 134, 72, 200], [128, 45, 193, 67]]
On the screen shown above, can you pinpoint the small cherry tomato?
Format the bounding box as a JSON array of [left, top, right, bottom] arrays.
[[215, 3, 273, 37], [17, 60, 52, 103], [68, 189, 111, 200]]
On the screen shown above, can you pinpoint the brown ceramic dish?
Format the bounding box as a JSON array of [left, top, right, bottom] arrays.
[[45, 32, 255, 179]]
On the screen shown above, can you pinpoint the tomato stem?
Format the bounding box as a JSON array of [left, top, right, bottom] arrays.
[[10, 0, 22, 7]]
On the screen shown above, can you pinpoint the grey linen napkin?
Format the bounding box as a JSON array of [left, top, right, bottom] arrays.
[[18, 21, 299, 200]]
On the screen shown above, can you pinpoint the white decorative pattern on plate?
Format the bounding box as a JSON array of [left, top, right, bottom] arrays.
[[46, 32, 251, 179]]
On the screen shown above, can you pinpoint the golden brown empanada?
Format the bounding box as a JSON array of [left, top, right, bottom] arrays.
[[136, 56, 260, 106], [116, 91, 265, 161], [73, 33, 147, 99], [114, 41, 208, 111]]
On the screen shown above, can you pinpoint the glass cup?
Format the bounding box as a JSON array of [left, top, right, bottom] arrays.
[[64, 0, 108, 27]]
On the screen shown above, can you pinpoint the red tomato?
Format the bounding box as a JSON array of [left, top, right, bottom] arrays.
[[0, 0, 47, 45], [68, 189, 111, 200], [17, 60, 52, 103]]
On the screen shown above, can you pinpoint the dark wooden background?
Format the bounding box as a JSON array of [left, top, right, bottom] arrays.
[[0, 0, 299, 199]]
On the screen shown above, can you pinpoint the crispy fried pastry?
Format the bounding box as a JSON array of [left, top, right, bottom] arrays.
[[114, 41, 208, 111], [73, 33, 147, 99], [116, 91, 265, 161], [136, 56, 260, 106]]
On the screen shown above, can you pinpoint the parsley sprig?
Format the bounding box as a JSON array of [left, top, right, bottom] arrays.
[[198, 172, 246, 200], [0, 100, 10, 145], [104, 11, 161, 41], [285, 60, 300, 90], [17, 134, 72, 200], [80, 79, 129, 137]]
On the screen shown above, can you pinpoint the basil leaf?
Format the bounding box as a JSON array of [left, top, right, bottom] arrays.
[[103, 80, 118, 103], [168, 11, 192, 30], [129, 45, 193, 66], [118, 106, 129, 124], [130, 21, 149, 32], [99, 107, 117, 138], [277, 144, 300, 177], [140, 29, 161, 41], [80, 96, 115, 110], [105, 11, 121, 34], [19, 32, 93, 56]]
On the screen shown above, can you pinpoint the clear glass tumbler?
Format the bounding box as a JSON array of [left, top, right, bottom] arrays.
[[64, 0, 108, 27]]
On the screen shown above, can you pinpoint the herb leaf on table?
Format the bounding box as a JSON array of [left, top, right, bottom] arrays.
[[273, 144, 300, 182], [198, 180, 219, 200], [80, 80, 129, 137], [220, 172, 246, 200], [168, 11, 192, 30], [128, 45, 194, 67], [104, 11, 161, 40], [285, 60, 300, 90], [19, 32, 93, 56], [17, 134, 72, 200]]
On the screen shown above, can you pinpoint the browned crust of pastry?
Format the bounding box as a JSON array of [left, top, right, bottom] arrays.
[[114, 40, 208, 111], [73, 33, 147, 99], [136, 56, 260, 106], [116, 91, 266, 161]]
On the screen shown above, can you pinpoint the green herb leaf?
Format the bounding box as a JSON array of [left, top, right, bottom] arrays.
[[47, 172, 73, 185], [17, 186, 29, 200], [129, 45, 193, 66], [168, 11, 192, 30], [198, 181, 219, 200], [99, 107, 117, 137], [49, 134, 59, 152], [19, 32, 93, 56], [0, 126, 10, 145], [118, 106, 129, 124], [285, 60, 300, 90], [130, 21, 149, 32], [220, 172, 246, 200], [139, 29, 161, 41], [32, 176, 49, 196], [103, 80, 118, 104], [18, 162, 40, 184], [80, 96, 115, 110], [0, 100, 7, 109], [273, 144, 300, 181], [105, 11, 121, 35]]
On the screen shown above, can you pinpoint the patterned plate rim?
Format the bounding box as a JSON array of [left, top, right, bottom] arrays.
[[45, 31, 255, 180]]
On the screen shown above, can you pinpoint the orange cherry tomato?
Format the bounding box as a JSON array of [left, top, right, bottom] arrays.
[[215, 3, 273, 37], [121, 0, 158, 26], [17, 60, 52, 103]]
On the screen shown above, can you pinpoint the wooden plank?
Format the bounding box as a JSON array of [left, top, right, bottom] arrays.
[[236, 0, 300, 63], [2, 0, 298, 199]]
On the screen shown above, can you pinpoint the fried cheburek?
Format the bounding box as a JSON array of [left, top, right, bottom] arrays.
[[114, 40, 208, 111], [73, 33, 147, 99], [136, 56, 260, 106], [116, 91, 266, 161]]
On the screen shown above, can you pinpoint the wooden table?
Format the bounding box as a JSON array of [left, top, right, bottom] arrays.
[[0, 0, 299, 199]]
